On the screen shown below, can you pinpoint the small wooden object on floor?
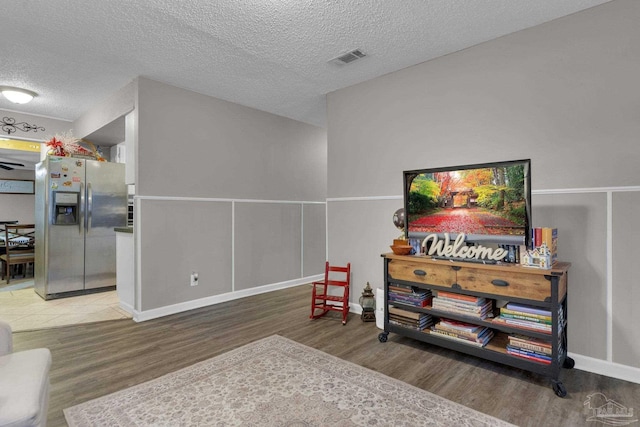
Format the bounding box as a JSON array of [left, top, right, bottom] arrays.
[[310, 262, 351, 325]]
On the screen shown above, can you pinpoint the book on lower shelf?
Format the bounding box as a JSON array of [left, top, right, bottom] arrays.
[[429, 318, 494, 347], [507, 334, 565, 362], [505, 302, 551, 316], [388, 306, 434, 331], [493, 303, 565, 334], [500, 308, 552, 324], [506, 346, 552, 364], [388, 284, 433, 308], [508, 334, 552, 354], [493, 317, 552, 333], [431, 291, 494, 320]]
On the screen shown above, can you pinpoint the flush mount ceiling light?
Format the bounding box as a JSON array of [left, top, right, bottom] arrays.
[[0, 86, 38, 104]]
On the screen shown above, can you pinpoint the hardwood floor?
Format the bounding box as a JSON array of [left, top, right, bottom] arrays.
[[12, 284, 640, 427]]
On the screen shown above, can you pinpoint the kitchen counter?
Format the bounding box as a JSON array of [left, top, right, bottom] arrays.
[[114, 227, 133, 233]]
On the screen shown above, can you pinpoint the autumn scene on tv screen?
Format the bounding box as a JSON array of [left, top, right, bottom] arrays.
[[407, 164, 527, 236]]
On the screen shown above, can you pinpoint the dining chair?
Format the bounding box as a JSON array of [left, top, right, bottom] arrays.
[[0, 224, 35, 284]]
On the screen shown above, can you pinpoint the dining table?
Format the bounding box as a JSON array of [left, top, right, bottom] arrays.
[[0, 222, 34, 280], [0, 234, 33, 245], [0, 221, 31, 254]]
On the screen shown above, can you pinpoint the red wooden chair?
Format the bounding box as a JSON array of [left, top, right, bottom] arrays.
[[310, 262, 351, 325]]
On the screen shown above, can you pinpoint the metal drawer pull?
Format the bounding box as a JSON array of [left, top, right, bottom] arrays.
[[413, 269, 427, 277], [491, 279, 509, 287]]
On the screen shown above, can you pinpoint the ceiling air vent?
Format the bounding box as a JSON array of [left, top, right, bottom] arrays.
[[329, 49, 367, 65]]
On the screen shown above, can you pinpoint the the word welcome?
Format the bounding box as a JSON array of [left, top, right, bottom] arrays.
[[421, 233, 507, 261]]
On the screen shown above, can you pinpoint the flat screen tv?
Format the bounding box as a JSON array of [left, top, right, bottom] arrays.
[[404, 159, 531, 247]]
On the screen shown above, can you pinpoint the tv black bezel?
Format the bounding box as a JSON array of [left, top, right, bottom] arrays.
[[403, 158, 532, 247]]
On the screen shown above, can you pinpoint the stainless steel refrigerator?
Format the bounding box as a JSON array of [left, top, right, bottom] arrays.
[[35, 156, 127, 299]]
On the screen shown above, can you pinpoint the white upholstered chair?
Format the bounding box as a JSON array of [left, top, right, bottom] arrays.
[[0, 320, 51, 427]]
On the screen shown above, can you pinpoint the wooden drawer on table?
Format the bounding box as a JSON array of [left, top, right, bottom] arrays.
[[388, 259, 456, 287], [455, 267, 553, 302]]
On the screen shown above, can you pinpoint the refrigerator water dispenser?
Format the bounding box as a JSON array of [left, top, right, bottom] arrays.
[[52, 191, 79, 225]]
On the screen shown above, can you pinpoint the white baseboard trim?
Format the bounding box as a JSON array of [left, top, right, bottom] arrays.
[[569, 352, 640, 384], [350, 303, 362, 315], [118, 301, 134, 316], [132, 274, 323, 323]]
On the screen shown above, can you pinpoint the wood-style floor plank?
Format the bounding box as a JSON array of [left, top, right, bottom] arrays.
[[11, 284, 640, 427]]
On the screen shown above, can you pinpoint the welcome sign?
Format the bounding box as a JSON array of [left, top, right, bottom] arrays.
[[421, 233, 508, 262]]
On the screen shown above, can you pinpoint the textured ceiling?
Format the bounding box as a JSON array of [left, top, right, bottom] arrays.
[[1, 0, 611, 129]]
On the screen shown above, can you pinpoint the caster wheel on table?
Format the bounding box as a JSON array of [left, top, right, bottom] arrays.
[[563, 357, 575, 369], [552, 381, 567, 398], [378, 332, 388, 343]]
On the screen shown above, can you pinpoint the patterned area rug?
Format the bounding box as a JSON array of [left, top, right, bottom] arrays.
[[64, 335, 515, 426]]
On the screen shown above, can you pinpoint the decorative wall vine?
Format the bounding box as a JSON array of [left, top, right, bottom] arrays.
[[1, 116, 45, 135]]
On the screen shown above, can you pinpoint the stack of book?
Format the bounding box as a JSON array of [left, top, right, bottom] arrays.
[[506, 334, 556, 365], [493, 302, 564, 334], [430, 318, 494, 347], [533, 227, 558, 265], [388, 306, 433, 331], [388, 283, 432, 307], [431, 291, 494, 320]]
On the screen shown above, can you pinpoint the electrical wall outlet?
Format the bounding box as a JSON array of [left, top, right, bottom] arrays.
[[190, 272, 199, 286]]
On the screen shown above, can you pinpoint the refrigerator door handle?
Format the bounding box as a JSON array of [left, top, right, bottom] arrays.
[[79, 182, 85, 235], [87, 183, 93, 232]]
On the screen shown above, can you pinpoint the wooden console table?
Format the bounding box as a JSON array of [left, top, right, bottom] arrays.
[[379, 253, 573, 397]]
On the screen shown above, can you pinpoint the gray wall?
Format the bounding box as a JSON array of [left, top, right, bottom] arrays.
[[73, 81, 135, 139], [326, 0, 640, 381], [0, 169, 35, 224], [135, 78, 327, 312], [0, 109, 72, 142]]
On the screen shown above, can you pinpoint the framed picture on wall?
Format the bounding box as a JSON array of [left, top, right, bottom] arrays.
[[0, 179, 35, 194]]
